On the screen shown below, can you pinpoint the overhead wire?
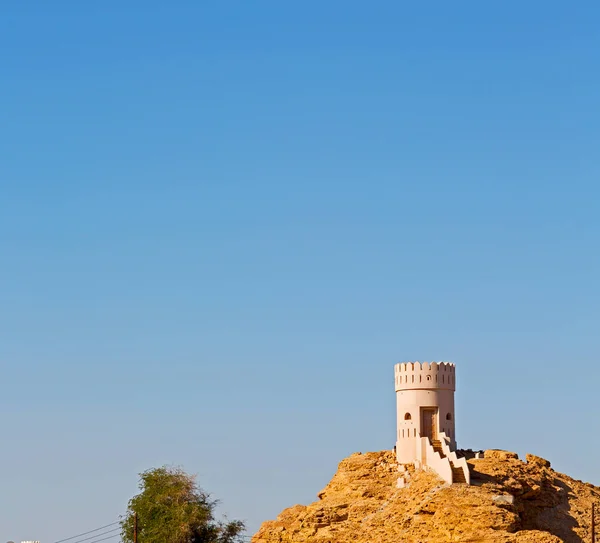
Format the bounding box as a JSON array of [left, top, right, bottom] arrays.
[[78, 535, 120, 543], [53, 520, 121, 543], [53, 517, 250, 543], [68, 527, 121, 543]]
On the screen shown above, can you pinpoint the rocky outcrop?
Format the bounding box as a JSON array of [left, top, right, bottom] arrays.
[[252, 450, 600, 543]]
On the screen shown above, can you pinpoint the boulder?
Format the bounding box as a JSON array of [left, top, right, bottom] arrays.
[[485, 449, 519, 460], [526, 454, 551, 469], [492, 494, 515, 505]]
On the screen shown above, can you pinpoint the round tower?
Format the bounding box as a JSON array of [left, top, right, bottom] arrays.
[[395, 361, 456, 464]]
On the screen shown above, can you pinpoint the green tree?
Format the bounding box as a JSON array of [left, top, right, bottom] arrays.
[[121, 466, 245, 543]]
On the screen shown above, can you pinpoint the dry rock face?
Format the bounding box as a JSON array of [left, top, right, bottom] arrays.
[[252, 450, 600, 543]]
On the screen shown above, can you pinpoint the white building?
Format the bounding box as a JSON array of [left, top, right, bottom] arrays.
[[395, 361, 470, 485]]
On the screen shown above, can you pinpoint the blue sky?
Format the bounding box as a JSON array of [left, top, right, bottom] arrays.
[[1, 1, 599, 540]]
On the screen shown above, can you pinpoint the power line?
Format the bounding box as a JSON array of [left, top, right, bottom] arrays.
[[53, 521, 121, 543], [81, 535, 120, 543], [70, 527, 121, 543]]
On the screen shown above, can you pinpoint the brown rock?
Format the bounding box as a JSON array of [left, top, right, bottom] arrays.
[[520, 484, 542, 500], [513, 531, 563, 542], [252, 449, 600, 543], [485, 449, 520, 460], [526, 453, 552, 469]]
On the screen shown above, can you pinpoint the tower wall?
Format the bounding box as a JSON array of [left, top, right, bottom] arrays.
[[394, 362, 456, 464]]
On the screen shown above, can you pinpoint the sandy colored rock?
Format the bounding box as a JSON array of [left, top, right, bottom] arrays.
[[252, 450, 600, 543], [486, 449, 520, 460], [527, 453, 552, 469]]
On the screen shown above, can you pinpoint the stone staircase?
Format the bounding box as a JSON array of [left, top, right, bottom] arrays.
[[431, 439, 467, 484], [431, 440, 445, 457], [451, 465, 466, 483]]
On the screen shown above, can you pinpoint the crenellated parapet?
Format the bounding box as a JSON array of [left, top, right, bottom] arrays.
[[394, 361, 455, 391]]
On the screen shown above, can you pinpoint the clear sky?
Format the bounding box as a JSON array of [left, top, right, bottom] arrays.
[[1, 1, 599, 541]]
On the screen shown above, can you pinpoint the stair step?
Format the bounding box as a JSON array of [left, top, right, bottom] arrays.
[[451, 467, 466, 483], [431, 440, 446, 458]]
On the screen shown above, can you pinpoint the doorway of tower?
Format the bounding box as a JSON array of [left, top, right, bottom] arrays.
[[421, 408, 438, 441]]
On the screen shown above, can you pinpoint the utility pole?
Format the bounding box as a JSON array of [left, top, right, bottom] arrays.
[[134, 512, 138, 543], [592, 503, 595, 543]]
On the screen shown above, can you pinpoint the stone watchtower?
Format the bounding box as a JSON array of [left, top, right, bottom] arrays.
[[394, 362, 469, 485]]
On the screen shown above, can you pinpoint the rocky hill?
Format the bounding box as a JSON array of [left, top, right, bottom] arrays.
[[252, 449, 600, 543]]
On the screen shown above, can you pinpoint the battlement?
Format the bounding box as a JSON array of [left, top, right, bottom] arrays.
[[394, 361, 455, 391]]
